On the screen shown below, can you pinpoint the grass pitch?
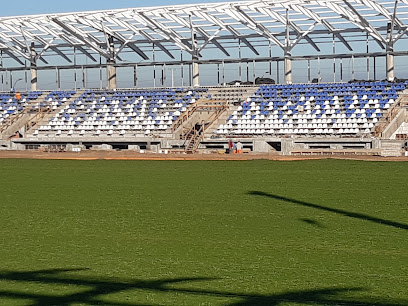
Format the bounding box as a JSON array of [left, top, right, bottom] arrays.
[[0, 159, 407, 305]]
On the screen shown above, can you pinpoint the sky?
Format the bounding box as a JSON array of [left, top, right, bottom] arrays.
[[0, 0, 241, 17]]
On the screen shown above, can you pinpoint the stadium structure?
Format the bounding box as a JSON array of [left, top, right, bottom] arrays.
[[1, 0, 408, 156]]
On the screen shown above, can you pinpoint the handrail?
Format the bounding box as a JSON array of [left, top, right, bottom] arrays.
[[373, 93, 408, 137], [0, 109, 26, 133], [183, 101, 229, 153], [171, 99, 228, 133], [25, 107, 53, 133]]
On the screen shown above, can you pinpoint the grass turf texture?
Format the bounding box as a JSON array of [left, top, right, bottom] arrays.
[[0, 159, 407, 305]]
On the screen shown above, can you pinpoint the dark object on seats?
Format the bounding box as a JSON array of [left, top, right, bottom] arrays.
[[255, 77, 275, 85], [227, 80, 241, 85]]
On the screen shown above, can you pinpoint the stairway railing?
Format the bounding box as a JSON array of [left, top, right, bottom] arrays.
[[373, 93, 408, 137]]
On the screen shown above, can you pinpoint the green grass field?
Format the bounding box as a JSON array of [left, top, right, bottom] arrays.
[[0, 159, 407, 305]]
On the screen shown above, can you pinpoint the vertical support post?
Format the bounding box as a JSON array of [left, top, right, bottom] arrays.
[[246, 62, 249, 83], [239, 39, 242, 82], [153, 65, 156, 88], [162, 63, 166, 87], [188, 63, 192, 87], [217, 63, 220, 85], [284, 9, 292, 84], [222, 60, 225, 86], [74, 47, 77, 90], [373, 56, 376, 81], [99, 56, 103, 89], [25, 66, 28, 92], [318, 56, 321, 82], [307, 60, 311, 83], [190, 15, 199, 87], [333, 35, 336, 83], [0, 51, 3, 91], [253, 60, 256, 85], [386, 21, 395, 81], [82, 66, 86, 89], [277, 60, 280, 84], [57, 67, 61, 90], [352, 55, 355, 80], [106, 36, 117, 89], [181, 50, 184, 87], [284, 55, 292, 84], [171, 68, 174, 88], [269, 40, 272, 76], [366, 33, 370, 80], [340, 58, 343, 82], [134, 64, 138, 88], [153, 44, 156, 88], [30, 42, 38, 91], [386, 47, 395, 82]]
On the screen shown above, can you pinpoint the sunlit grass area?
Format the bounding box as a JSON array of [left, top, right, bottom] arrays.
[[0, 159, 407, 305]]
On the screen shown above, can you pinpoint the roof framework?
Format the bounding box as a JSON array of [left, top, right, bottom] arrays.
[[0, 0, 407, 87]]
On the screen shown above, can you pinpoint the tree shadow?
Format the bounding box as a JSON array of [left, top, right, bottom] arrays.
[[0, 268, 406, 305], [248, 191, 408, 231]]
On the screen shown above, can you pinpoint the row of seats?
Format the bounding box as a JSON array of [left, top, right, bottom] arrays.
[[215, 81, 407, 137], [32, 88, 207, 137]]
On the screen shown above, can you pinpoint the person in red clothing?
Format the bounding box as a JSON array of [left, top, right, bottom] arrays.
[[15, 91, 21, 101], [228, 139, 233, 154]]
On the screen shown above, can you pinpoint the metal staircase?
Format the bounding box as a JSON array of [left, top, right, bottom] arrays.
[[374, 91, 408, 138], [0, 92, 48, 138], [180, 100, 229, 153]]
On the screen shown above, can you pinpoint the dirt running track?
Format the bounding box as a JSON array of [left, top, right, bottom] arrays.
[[1, 150, 408, 161]]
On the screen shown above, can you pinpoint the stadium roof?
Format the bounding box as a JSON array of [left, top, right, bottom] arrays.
[[0, 0, 407, 66]]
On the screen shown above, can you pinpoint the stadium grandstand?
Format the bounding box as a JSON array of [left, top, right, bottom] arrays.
[[1, 0, 408, 156]]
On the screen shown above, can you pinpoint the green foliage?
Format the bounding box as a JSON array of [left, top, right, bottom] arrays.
[[0, 159, 407, 305]]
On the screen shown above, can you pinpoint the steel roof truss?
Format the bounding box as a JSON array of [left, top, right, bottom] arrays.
[[225, 6, 284, 49], [288, 21, 318, 52], [357, 0, 405, 31], [100, 17, 152, 60], [157, 12, 226, 56], [337, 1, 386, 48], [0, 34, 30, 61], [2, 49, 25, 65], [196, 10, 259, 55], [196, 27, 230, 57], [52, 18, 110, 59], [136, 12, 194, 55], [137, 29, 175, 59], [256, 6, 320, 52], [289, 3, 353, 51], [50, 46, 72, 63], [75, 45, 97, 62]]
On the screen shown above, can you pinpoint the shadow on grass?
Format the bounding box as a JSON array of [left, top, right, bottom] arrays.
[[299, 218, 326, 228], [248, 191, 408, 231], [0, 268, 406, 305]]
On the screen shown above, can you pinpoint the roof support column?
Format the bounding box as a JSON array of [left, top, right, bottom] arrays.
[[30, 43, 38, 91], [107, 58, 117, 89], [284, 9, 292, 84], [192, 61, 200, 87], [190, 15, 199, 87], [284, 51, 292, 84], [386, 47, 395, 82], [107, 36, 117, 89]]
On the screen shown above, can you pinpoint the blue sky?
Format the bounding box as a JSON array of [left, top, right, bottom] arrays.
[[1, 0, 238, 16]]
